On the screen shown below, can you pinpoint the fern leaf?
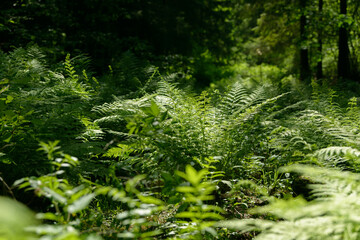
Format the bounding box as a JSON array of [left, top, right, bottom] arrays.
[[314, 146, 360, 159]]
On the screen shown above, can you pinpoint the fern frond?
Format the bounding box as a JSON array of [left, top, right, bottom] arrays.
[[244, 85, 267, 106], [315, 146, 360, 159], [220, 81, 248, 114], [233, 92, 289, 122], [93, 95, 155, 116]]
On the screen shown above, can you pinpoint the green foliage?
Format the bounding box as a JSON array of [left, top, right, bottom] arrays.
[[14, 141, 165, 240], [4, 0, 360, 239], [97, 52, 160, 102], [8, 143, 226, 240], [93, 77, 290, 181], [169, 165, 224, 239], [217, 164, 360, 239], [230, 63, 289, 88], [95, 175, 165, 240], [4, 37, 360, 240], [0, 46, 98, 181], [0, 196, 38, 240]]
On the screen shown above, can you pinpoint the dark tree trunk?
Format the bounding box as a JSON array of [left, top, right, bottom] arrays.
[[338, 0, 351, 79], [316, 0, 323, 79], [300, 0, 310, 81]]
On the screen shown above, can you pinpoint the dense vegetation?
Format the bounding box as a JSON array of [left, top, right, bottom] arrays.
[[2, 0, 360, 239]]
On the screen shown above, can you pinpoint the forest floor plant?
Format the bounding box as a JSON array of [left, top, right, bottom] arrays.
[[5, 141, 225, 240], [217, 164, 360, 239], [4, 47, 360, 239]]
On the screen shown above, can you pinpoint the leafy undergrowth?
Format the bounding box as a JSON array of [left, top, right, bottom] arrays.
[[3, 47, 360, 239]]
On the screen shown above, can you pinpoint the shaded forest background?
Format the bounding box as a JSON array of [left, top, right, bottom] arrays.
[[2, 0, 360, 82]]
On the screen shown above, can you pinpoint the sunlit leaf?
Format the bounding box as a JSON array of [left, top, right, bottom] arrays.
[[176, 186, 196, 193], [176, 211, 197, 218], [138, 195, 164, 205], [67, 193, 96, 214]]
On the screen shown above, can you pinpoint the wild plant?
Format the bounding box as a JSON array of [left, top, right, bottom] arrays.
[[0, 46, 98, 181], [217, 163, 360, 240], [14, 141, 165, 240], [166, 165, 224, 239], [93, 79, 289, 180]]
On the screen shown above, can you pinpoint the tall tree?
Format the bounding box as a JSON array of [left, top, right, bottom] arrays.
[[338, 0, 351, 79], [316, 0, 323, 79], [300, 0, 311, 81]]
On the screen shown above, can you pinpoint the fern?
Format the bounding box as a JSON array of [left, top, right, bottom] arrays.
[[217, 164, 360, 240], [91, 77, 292, 186], [0, 46, 100, 181], [315, 146, 360, 159], [98, 51, 161, 101], [268, 126, 312, 156], [219, 81, 248, 115], [219, 82, 270, 118]]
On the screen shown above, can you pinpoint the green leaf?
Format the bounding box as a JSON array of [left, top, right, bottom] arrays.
[[27, 225, 66, 235], [141, 100, 160, 117], [0, 197, 38, 239], [176, 186, 196, 193], [175, 171, 188, 182], [160, 111, 168, 121], [187, 166, 199, 185], [204, 227, 217, 237], [199, 212, 224, 220], [138, 195, 164, 205], [36, 212, 60, 221], [0, 78, 9, 85], [140, 229, 163, 238], [67, 193, 96, 213], [176, 211, 197, 218], [125, 174, 146, 193], [43, 187, 67, 204], [117, 232, 135, 238], [95, 186, 112, 195], [5, 95, 13, 104], [117, 211, 130, 220], [176, 165, 208, 186], [127, 122, 138, 135], [197, 195, 215, 201], [0, 158, 12, 164], [187, 165, 208, 185], [13, 178, 30, 189], [3, 135, 12, 143], [85, 234, 103, 240], [150, 100, 160, 117], [131, 208, 152, 216], [215, 219, 274, 232]]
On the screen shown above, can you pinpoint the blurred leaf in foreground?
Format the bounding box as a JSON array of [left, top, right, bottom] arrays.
[[0, 196, 38, 240]]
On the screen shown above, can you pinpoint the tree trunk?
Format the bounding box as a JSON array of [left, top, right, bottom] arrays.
[[338, 0, 351, 79], [300, 0, 310, 81], [316, 0, 323, 79]]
